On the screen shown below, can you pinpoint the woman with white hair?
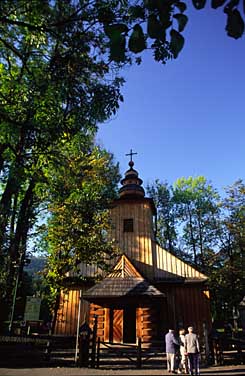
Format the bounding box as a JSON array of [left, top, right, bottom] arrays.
[[178, 328, 188, 374]]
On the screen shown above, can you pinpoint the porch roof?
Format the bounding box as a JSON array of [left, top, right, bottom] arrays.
[[83, 276, 165, 300]]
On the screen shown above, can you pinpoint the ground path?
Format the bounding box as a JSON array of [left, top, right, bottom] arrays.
[[0, 364, 245, 376]]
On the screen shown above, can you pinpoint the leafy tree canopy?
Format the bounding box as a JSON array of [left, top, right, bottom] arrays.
[[43, 138, 121, 288], [147, 177, 244, 321], [0, 0, 244, 323], [0, 0, 125, 319], [0, 0, 243, 77], [147, 179, 177, 252]]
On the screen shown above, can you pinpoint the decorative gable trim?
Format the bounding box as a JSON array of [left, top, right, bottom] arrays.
[[108, 254, 143, 279], [83, 254, 165, 300]]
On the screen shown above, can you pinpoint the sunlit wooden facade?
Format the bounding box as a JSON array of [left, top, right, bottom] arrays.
[[54, 159, 212, 342]]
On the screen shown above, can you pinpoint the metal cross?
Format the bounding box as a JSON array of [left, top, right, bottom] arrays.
[[125, 149, 137, 162]]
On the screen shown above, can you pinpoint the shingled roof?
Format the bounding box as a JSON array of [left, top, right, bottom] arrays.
[[83, 254, 165, 301], [83, 277, 164, 299]]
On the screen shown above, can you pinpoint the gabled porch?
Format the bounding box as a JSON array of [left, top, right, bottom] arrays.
[[83, 254, 166, 344]]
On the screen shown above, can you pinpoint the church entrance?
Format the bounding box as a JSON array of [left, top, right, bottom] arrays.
[[123, 306, 136, 343], [109, 307, 136, 343]]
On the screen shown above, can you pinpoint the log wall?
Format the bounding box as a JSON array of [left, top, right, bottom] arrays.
[[89, 303, 106, 339]]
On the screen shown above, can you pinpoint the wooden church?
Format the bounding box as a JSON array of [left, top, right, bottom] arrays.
[[54, 154, 212, 344]]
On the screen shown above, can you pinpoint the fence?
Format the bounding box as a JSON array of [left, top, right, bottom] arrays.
[[95, 338, 165, 369]]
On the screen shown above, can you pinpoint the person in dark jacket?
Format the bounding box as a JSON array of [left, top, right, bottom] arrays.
[[165, 329, 180, 374]]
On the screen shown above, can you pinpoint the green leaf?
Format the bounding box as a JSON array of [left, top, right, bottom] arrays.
[[211, 0, 226, 8], [192, 0, 207, 9], [223, 0, 239, 15], [175, 2, 187, 13], [104, 23, 128, 61], [157, 1, 173, 29], [104, 23, 128, 38], [135, 57, 142, 65], [144, 0, 158, 11], [109, 33, 126, 62], [226, 9, 245, 39], [147, 14, 163, 39], [128, 24, 146, 53], [170, 29, 185, 58], [173, 13, 188, 32], [128, 5, 145, 20], [97, 7, 115, 24]]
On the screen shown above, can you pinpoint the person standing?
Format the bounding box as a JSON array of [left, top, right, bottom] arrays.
[[185, 326, 200, 376], [165, 329, 180, 374], [178, 328, 188, 374]]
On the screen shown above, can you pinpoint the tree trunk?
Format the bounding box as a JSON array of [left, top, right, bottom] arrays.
[[0, 128, 26, 253], [166, 220, 173, 252], [0, 165, 24, 254], [9, 179, 35, 260], [5, 179, 35, 314], [51, 291, 61, 334], [187, 205, 197, 265], [9, 192, 19, 244], [0, 143, 8, 172], [197, 212, 204, 268]]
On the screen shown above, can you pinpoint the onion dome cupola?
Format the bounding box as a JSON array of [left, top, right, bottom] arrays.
[[119, 149, 145, 199]]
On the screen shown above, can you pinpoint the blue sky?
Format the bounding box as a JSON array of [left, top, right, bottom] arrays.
[[97, 5, 245, 195]]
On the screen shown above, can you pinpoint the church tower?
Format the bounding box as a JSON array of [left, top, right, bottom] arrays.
[[109, 152, 157, 279]]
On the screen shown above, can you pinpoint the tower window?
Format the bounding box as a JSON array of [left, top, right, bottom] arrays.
[[123, 218, 134, 232]]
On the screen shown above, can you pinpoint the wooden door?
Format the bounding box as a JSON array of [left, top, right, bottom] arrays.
[[110, 309, 123, 343]]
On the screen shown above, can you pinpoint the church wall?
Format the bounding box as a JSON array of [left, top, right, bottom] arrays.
[[54, 284, 211, 344], [140, 305, 162, 343], [54, 287, 90, 336], [55, 283, 211, 339], [85, 302, 167, 344], [110, 200, 207, 282], [158, 283, 212, 337], [89, 303, 106, 339], [110, 200, 155, 279]]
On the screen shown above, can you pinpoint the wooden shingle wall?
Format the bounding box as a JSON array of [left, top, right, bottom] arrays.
[[110, 200, 155, 279], [159, 284, 212, 336], [55, 288, 90, 335]]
